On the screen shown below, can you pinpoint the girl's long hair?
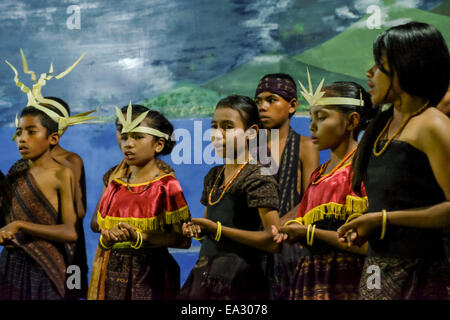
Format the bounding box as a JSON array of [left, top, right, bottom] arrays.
[[352, 22, 450, 194]]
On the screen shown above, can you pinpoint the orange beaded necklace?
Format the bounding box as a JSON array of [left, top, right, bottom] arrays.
[[208, 161, 249, 206], [373, 101, 429, 157], [312, 148, 356, 185]]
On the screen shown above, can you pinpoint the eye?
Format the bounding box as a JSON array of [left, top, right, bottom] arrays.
[[120, 134, 128, 140], [15, 130, 22, 136], [211, 123, 218, 129]]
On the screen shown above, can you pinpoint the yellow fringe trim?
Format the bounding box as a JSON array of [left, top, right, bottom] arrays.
[[97, 205, 190, 232], [301, 195, 368, 226], [113, 173, 173, 187]]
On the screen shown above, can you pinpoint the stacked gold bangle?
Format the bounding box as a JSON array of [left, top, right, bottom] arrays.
[[99, 234, 113, 250], [131, 230, 143, 249], [306, 224, 316, 246], [214, 221, 222, 242], [380, 209, 387, 240]]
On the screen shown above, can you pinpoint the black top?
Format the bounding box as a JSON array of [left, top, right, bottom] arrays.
[[199, 163, 279, 263], [365, 140, 446, 259]]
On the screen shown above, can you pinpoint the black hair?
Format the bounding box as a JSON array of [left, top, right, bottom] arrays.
[[216, 95, 261, 129], [118, 104, 175, 156], [19, 103, 67, 138], [321, 81, 375, 138], [352, 22, 450, 194]]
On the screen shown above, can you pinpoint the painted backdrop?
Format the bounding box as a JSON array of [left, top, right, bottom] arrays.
[[0, 0, 449, 286]]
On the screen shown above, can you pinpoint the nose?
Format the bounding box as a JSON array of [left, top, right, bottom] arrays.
[[257, 100, 269, 112], [366, 64, 376, 78], [211, 128, 224, 142], [309, 119, 317, 133], [122, 135, 135, 149]]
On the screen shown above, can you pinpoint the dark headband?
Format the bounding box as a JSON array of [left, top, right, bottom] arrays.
[[255, 77, 297, 102]]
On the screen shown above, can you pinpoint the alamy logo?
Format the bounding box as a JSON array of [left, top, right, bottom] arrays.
[[366, 264, 381, 290], [66, 265, 81, 290]]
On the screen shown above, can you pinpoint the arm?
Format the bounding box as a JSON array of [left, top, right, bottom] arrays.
[[299, 136, 319, 194], [279, 203, 299, 226], [192, 208, 281, 253], [90, 187, 106, 233], [273, 223, 367, 255], [1, 168, 78, 242], [338, 113, 450, 247], [104, 222, 191, 249]]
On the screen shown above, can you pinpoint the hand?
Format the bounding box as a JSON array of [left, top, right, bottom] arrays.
[[0, 221, 21, 238], [191, 218, 216, 234], [182, 221, 202, 238], [337, 212, 382, 247], [117, 222, 138, 242], [272, 224, 307, 244], [0, 230, 15, 246]]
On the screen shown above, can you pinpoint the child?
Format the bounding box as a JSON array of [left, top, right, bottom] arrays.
[[0, 51, 97, 300], [88, 103, 191, 300], [338, 22, 450, 300], [254, 73, 319, 299], [0, 105, 79, 300], [178, 95, 280, 300], [44, 96, 89, 300], [272, 79, 375, 300]]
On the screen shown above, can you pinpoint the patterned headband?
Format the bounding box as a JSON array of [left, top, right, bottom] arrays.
[[255, 76, 297, 102]]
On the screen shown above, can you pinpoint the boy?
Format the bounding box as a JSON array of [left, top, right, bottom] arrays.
[[45, 96, 89, 300], [0, 106, 78, 300], [254, 73, 319, 299]]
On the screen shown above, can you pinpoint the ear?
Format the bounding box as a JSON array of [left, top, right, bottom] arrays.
[[48, 132, 60, 147], [288, 98, 298, 116], [346, 112, 360, 132], [154, 137, 165, 153], [245, 124, 259, 139]]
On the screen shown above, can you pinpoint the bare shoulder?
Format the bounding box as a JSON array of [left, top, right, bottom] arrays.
[[52, 147, 84, 169], [419, 108, 450, 139], [54, 166, 75, 186], [415, 108, 450, 152]]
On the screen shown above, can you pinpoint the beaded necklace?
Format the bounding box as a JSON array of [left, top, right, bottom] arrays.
[[373, 102, 429, 157], [208, 161, 249, 206]]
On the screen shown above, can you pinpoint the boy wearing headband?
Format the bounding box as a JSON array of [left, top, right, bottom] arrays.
[[255, 73, 319, 299], [0, 50, 98, 300]]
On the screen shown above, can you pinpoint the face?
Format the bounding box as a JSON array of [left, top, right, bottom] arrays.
[[366, 54, 399, 105], [309, 106, 352, 151], [255, 92, 296, 129], [15, 115, 58, 160], [211, 107, 254, 160], [119, 117, 164, 166]]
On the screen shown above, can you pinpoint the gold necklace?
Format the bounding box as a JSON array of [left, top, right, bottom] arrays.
[[208, 161, 249, 206], [312, 148, 356, 185], [373, 101, 429, 157]]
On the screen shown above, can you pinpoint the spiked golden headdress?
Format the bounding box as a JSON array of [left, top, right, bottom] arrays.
[[6, 49, 100, 140], [115, 102, 170, 140], [298, 68, 364, 108]]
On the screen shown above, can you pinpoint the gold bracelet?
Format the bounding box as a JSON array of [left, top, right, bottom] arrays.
[[284, 218, 303, 227], [306, 224, 311, 246], [131, 231, 143, 249], [99, 235, 112, 250], [214, 221, 222, 242], [309, 225, 316, 246], [380, 210, 387, 240]]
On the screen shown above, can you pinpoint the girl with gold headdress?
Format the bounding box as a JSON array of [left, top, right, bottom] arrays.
[[88, 103, 191, 300], [272, 77, 376, 300]]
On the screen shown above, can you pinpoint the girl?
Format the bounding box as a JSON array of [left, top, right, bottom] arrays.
[[272, 80, 375, 300], [178, 95, 280, 300], [338, 22, 450, 300], [88, 104, 191, 300]]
